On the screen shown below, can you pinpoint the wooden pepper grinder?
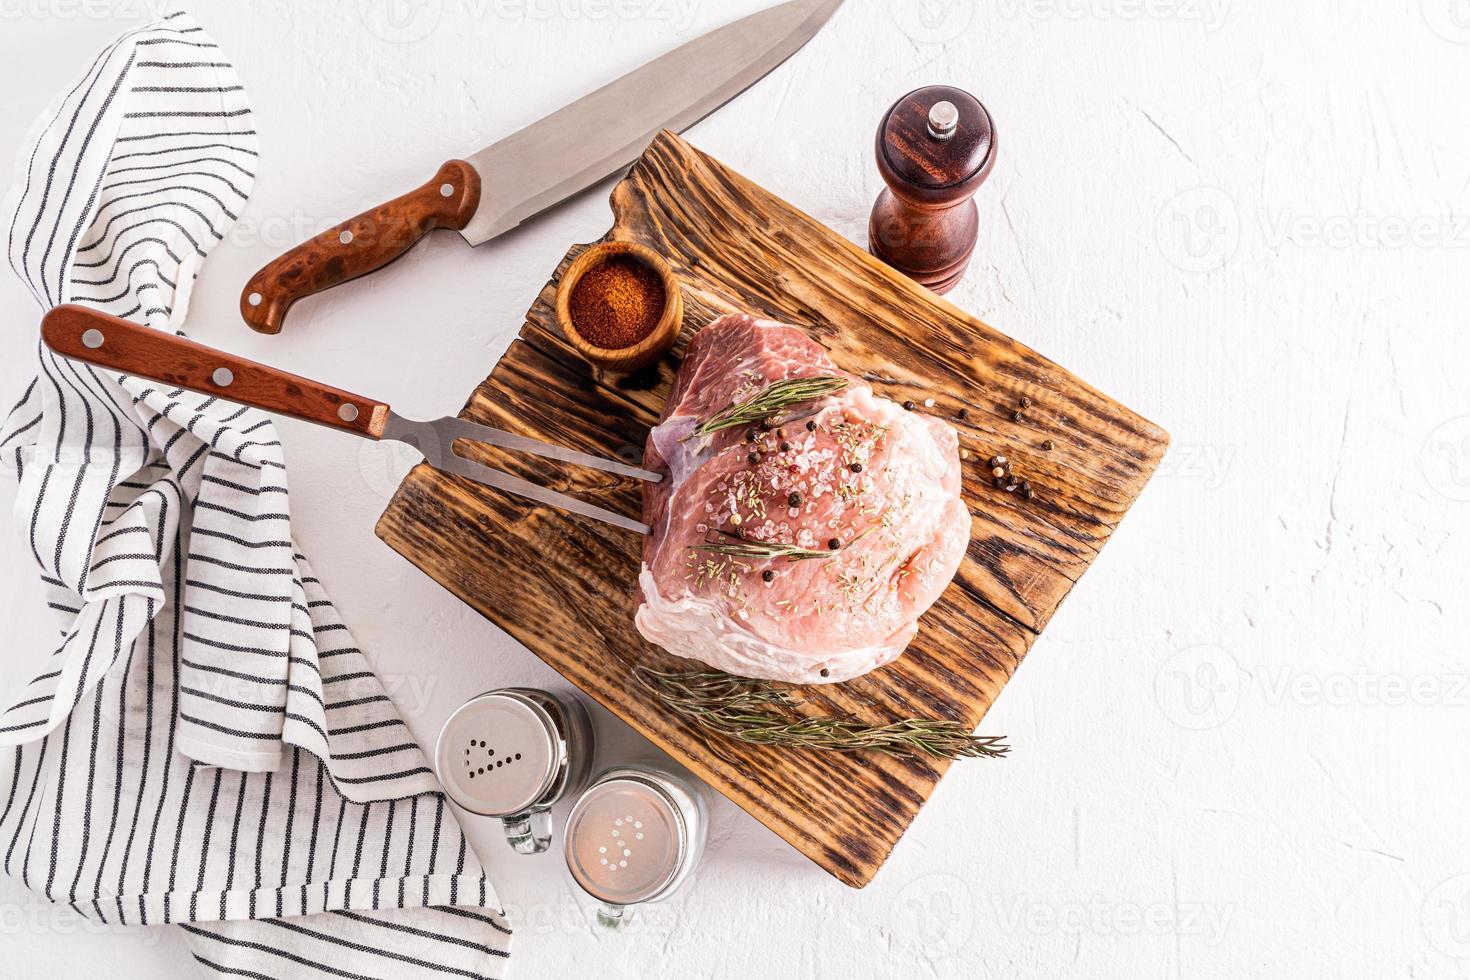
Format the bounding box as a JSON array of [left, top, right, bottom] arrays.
[[869, 85, 996, 294]]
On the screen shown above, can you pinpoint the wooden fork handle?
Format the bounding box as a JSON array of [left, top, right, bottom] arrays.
[[42, 304, 391, 438], [239, 159, 482, 335]]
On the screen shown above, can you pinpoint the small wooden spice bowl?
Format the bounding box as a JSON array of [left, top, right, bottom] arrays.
[[555, 240, 683, 374]]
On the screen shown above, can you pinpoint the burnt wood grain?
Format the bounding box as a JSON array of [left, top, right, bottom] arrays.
[[375, 132, 1168, 888]]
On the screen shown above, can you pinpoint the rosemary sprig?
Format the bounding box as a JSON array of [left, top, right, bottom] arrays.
[[693, 375, 850, 437], [633, 667, 1010, 761], [695, 538, 835, 562]]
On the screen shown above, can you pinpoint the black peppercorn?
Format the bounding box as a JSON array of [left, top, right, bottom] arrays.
[[828, 537, 842, 550], [747, 452, 759, 465], [958, 408, 969, 420], [819, 668, 830, 678], [850, 462, 863, 473], [787, 492, 802, 507], [903, 400, 916, 411], [805, 420, 817, 431], [759, 418, 774, 431], [745, 429, 757, 442], [779, 441, 792, 452], [762, 569, 775, 583], [1042, 439, 1055, 451], [1020, 396, 1032, 409]]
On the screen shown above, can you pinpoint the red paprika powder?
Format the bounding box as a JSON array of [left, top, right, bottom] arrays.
[[567, 254, 666, 350]]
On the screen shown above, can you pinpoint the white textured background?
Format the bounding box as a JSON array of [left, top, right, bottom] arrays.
[[2, 1, 1469, 977]]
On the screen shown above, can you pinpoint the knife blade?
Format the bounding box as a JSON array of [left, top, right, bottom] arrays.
[[240, 0, 844, 334]]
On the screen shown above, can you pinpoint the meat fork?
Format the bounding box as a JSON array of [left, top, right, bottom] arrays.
[[41, 304, 657, 534]]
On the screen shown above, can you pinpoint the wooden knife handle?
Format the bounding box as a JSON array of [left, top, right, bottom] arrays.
[[42, 304, 390, 438], [240, 159, 482, 335]]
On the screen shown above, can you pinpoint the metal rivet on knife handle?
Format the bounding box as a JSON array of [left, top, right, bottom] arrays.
[[41, 304, 656, 535], [238, 0, 844, 335], [40, 304, 392, 441], [238, 159, 483, 335]]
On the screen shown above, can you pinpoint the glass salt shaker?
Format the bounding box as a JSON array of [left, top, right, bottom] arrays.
[[563, 764, 709, 928], [434, 688, 593, 854]]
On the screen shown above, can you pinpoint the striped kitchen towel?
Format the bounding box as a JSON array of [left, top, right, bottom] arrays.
[[0, 10, 513, 978]]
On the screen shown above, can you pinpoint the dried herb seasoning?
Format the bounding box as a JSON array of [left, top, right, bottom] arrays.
[[633, 667, 1011, 761]]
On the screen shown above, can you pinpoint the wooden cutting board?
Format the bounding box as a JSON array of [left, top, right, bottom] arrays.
[[376, 131, 1168, 888]]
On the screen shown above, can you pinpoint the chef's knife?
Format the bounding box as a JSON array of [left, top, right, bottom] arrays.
[[43, 304, 656, 534], [240, 0, 845, 335]]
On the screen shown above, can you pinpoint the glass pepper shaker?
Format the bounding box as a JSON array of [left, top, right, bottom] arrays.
[[562, 764, 708, 928], [434, 688, 594, 853]]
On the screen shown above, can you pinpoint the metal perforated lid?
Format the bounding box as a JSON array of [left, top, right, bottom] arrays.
[[434, 691, 559, 817], [564, 775, 687, 906]]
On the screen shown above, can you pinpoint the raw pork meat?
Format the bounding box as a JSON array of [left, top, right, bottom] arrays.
[[636, 314, 969, 684]]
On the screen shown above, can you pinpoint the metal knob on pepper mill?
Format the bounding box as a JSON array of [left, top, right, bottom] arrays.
[[868, 85, 996, 294]]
